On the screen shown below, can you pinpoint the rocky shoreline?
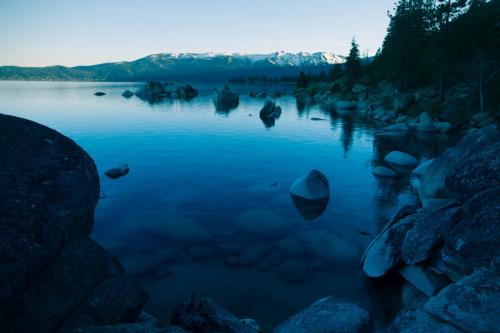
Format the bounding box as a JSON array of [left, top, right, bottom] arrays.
[[0, 110, 498, 332]]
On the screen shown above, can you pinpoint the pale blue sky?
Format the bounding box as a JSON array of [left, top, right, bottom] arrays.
[[0, 0, 395, 67]]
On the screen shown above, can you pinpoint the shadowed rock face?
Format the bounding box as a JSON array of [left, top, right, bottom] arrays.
[[0, 114, 147, 333]]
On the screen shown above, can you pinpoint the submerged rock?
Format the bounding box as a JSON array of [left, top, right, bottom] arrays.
[[95, 91, 106, 96], [213, 86, 239, 111], [122, 90, 134, 98], [277, 259, 308, 283], [233, 209, 290, 236], [273, 297, 371, 333], [105, 164, 130, 179], [398, 265, 450, 297], [384, 151, 418, 167]]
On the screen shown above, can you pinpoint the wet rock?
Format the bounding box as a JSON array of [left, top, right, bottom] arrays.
[[383, 123, 409, 132], [362, 207, 417, 278], [95, 92, 106, 96], [416, 112, 435, 132], [277, 259, 308, 283], [425, 267, 500, 333], [387, 309, 462, 333], [273, 297, 371, 333], [259, 100, 282, 119], [171, 293, 257, 333], [135, 82, 166, 101], [105, 164, 130, 179], [398, 265, 451, 297], [122, 90, 134, 98], [290, 169, 330, 201], [401, 282, 428, 309], [372, 166, 397, 178], [384, 151, 418, 167], [411, 159, 433, 178], [214, 86, 239, 111]]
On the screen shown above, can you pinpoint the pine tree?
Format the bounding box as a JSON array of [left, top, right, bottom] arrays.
[[346, 37, 361, 77], [297, 71, 309, 89]]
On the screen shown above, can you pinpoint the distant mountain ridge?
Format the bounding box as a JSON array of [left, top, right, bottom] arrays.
[[0, 51, 345, 82]]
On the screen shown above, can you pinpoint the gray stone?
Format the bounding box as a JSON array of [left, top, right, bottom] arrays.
[[416, 112, 435, 132], [387, 309, 462, 333], [214, 86, 239, 111], [372, 166, 397, 178], [411, 159, 434, 178], [105, 164, 129, 179], [398, 265, 451, 297], [273, 297, 371, 333], [290, 169, 330, 201], [384, 151, 418, 167], [425, 267, 500, 333], [171, 293, 257, 333]]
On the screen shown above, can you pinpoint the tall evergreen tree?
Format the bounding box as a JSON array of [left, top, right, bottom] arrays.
[[346, 37, 362, 77], [297, 71, 309, 89]]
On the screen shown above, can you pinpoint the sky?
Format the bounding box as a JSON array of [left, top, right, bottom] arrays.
[[0, 0, 395, 67]]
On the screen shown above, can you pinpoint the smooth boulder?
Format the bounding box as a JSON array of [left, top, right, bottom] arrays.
[[273, 297, 371, 333], [411, 159, 434, 178], [416, 112, 435, 132], [372, 166, 397, 178], [95, 92, 106, 96], [105, 164, 130, 179], [289, 169, 330, 202], [122, 90, 134, 98], [384, 151, 418, 167]]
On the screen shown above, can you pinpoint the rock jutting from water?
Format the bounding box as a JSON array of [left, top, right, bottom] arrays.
[[259, 100, 282, 119], [289, 169, 330, 219], [135, 81, 198, 102], [362, 125, 500, 332], [94, 91, 106, 96], [213, 86, 239, 112], [122, 90, 134, 98], [104, 164, 130, 179], [384, 151, 418, 167]]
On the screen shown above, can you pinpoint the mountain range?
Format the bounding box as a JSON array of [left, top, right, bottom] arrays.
[[0, 52, 345, 82]]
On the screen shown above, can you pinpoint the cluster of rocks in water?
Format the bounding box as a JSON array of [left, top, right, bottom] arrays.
[[135, 82, 199, 102], [213, 86, 240, 111], [363, 125, 500, 332]]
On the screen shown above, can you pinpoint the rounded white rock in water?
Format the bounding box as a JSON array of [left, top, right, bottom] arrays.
[[290, 169, 330, 201], [384, 151, 418, 167]]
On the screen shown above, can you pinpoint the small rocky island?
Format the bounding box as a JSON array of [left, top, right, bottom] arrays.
[[135, 81, 199, 102]]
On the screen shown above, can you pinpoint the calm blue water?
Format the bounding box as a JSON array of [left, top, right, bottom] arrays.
[[0, 81, 456, 330]]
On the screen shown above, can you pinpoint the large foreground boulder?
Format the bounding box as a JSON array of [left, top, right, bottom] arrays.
[[0, 114, 147, 332], [273, 297, 371, 333]]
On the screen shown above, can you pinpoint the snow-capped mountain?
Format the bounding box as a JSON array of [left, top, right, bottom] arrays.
[[0, 52, 345, 81]]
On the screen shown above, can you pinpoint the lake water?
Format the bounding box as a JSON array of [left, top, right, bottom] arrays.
[[0, 81, 457, 331]]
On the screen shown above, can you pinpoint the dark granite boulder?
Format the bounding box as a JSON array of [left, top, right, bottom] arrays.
[[273, 297, 371, 333], [259, 100, 282, 120], [0, 114, 147, 332], [171, 293, 257, 333], [122, 90, 134, 98], [0, 114, 100, 318]]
